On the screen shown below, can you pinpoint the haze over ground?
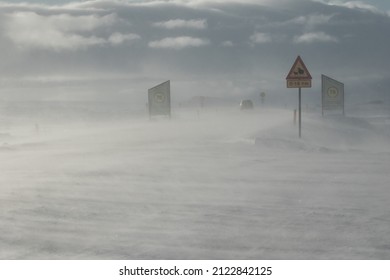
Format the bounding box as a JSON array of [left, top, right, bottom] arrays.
[[0, 0, 389, 260]]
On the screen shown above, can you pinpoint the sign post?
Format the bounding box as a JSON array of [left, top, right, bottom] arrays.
[[286, 56, 312, 138], [260, 92, 266, 104]]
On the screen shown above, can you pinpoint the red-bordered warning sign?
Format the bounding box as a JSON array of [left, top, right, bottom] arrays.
[[286, 56, 312, 88], [286, 56, 312, 80]]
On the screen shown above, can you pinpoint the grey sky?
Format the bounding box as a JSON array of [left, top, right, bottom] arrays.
[[326, 0, 390, 10], [0, 0, 389, 105]]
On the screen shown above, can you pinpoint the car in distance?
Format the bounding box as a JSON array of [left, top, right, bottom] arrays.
[[240, 99, 254, 110]]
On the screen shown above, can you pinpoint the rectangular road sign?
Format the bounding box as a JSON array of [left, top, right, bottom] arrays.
[[287, 80, 311, 88], [148, 80, 171, 117], [322, 74, 344, 114]]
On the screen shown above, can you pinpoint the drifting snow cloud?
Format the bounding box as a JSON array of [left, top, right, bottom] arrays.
[[108, 32, 141, 45], [5, 12, 116, 32], [250, 32, 272, 44], [294, 32, 339, 43], [3, 12, 136, 51], [153, 19, 207, 29], [326, 1, 385, 14], [221, 40, 234, 47], [289, 14, 336, 29], [148, 36, 210, 50]]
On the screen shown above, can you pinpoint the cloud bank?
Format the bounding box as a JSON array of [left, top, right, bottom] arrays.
[[294, 32, 339, 43], [0, 0, 389, 103], [153, 19, 207, 29], [148, 36, 210, 49]]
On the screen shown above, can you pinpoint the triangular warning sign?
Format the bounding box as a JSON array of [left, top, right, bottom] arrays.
[[286, 56, 312, 80]]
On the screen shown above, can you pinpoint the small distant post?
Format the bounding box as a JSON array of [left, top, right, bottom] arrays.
[[260, 92, 266, 104]]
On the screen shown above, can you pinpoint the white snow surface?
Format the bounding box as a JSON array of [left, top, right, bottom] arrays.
[[1, 106, 389, 259]]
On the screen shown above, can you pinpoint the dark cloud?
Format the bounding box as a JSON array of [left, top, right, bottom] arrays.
[[0, 0, 389, 104]]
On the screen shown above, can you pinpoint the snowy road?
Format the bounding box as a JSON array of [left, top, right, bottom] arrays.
[[1, 107, 389, 259]]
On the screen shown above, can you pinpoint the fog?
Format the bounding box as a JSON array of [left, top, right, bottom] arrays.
[[1, 0, 389, 260], [1, 100, 389, 259]]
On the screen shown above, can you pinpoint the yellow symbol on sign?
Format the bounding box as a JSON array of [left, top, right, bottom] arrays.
[[327, 87, 338, 98], [154, 92, 165, 103]]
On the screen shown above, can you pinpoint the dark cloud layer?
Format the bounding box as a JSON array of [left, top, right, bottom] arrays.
[[0, 0, 389, 105]]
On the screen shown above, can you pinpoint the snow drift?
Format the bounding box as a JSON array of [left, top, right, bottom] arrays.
[[0, 104, 389, 259]]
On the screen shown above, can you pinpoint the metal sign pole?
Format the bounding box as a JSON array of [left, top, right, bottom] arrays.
[[321, 75, 324, 117], [299, 87, 302, 138], [342, 84, 345, 116]]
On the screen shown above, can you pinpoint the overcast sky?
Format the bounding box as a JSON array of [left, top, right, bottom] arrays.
[[0, 0, 389, 105]]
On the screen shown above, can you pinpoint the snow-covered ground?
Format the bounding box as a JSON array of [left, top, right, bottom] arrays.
[[1, 104, 389, 259]]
